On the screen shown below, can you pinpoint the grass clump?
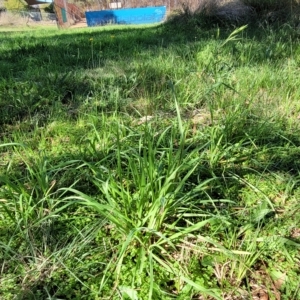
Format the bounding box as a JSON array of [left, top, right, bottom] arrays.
[[0, 18, 300, 300], [176, 0, 300, 26]]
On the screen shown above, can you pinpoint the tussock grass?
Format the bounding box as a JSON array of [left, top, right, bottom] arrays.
[[0, 18, 300, 299], [178, 0, 300, 25]]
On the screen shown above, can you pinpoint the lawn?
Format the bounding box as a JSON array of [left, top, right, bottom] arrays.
[[0, 17, 300, 299]]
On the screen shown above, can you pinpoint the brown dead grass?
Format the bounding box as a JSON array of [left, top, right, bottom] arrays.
[[179, 0, 299, 23], [0, 12, 56, 27]]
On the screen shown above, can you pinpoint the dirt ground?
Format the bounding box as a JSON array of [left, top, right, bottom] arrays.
[[70, 19, 87, 28]]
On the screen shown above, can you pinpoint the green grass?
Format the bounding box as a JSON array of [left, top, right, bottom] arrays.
[[0, 19, 300, 299]]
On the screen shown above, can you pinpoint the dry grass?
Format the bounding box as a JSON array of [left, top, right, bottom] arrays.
[[199, 0, 254, 22], [0, 11, 26, 26], [0, 11, 56, 27], [179, 0, 300, 24], [178, 0, 254, 23]]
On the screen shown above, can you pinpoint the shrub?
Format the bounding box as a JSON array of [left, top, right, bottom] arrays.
[[44, 2, 54, 13]]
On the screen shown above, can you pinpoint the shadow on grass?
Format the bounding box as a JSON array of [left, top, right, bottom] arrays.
[[1, 17, 299, 77], [2, 109, 300, 299], [0, 17, 299, 130]]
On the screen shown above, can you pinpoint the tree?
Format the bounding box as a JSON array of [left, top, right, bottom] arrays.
[[4, 0, 27, 10], [44, 1, 54, 12]]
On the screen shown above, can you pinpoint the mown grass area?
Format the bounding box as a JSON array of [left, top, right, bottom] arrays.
[[0, 18, 300, 299]]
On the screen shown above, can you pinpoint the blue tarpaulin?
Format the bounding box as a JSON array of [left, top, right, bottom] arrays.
[[85, 6, 166, 27]]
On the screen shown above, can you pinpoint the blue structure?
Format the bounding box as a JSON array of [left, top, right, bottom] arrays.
[[85, 6, 166, 27]]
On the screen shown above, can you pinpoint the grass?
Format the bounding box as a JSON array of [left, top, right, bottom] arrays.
[[0, 18, 300, 299]]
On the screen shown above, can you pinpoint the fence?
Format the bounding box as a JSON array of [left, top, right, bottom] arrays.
[[53, 0, 193, 28], [0, 10, 56, 26], [83, 0, 200, 13]]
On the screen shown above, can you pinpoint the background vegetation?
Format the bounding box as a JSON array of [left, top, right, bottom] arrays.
[[2, 0, 26, 10], [0, 2, 300, 299]]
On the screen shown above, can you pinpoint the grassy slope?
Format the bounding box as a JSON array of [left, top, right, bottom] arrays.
[[0, 20, 300, 299]]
